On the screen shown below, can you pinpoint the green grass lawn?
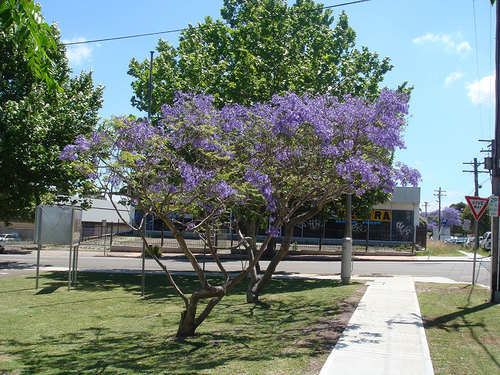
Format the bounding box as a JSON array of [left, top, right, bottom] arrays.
[[417, 283, 500, 375], [0, 272, 365, 374], [417, 241, 491, 257]]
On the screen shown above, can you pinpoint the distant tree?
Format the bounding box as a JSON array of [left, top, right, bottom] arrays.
[[0, 23, 103, 223], [460, 204, 491, 237], [450, 202, 467, 235], [128, 0, 395, 119], [423, 207, 462, 232]]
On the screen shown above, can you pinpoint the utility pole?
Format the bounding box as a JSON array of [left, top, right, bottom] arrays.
[[422, 202, 430, 216], [492, 0, 500, 303], [142, 50, 154, 298], [148, 51, 154, 121], [463, 158, 488, 250], [434, 188, 446, 240], [463, 158, 489, 285]]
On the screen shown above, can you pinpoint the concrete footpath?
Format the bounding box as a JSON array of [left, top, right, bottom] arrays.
[[319, 276, 434, 375]]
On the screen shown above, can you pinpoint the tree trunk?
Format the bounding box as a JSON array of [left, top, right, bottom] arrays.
[[176, 289, 225, 337], [241, 219, 261, 273], [246, 206, 325, 303], [246, 223, 294, 303], [245, 233, 260, 303]]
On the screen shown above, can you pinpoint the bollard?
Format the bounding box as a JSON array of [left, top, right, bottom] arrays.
[[341, 237, 352, 285]]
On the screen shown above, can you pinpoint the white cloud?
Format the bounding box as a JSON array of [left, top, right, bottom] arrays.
[[63, 37, 93, 66], [466, 74, 495, 105], [457, 41, 472, 55], [444, 71, 465, 86], [413, 33, 440, 45], [413, 32, 471, 57]]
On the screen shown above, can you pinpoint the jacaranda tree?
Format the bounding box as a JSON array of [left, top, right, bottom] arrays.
[[61, 89, 419, 336], [227, 89, 421, 301], [423, 207, 462, 233], [127, 0, 407, 286]]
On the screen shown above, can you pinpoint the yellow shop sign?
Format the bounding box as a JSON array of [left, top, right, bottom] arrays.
[[371, 210, 391, 222]]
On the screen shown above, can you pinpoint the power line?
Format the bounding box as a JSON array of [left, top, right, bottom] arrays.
[[472, 0, 484, 135], [63, 0, 371, 46], [64, 27, 187, 46], [323, 0, 371, 10]]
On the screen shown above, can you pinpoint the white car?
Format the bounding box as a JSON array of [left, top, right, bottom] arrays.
[[0, 234, 18, 241], [480, 232, 491, 250], [464, 237, 475, 248]]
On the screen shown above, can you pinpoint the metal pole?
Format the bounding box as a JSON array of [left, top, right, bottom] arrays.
[[472, 158, 479, 285], [74, 245, 79, 284], [35, 243, 41, 289], [141, 215, 146, 297], [140, 50, 154, 297], [68, 243, 72, 291], [345, 193, 352, 237], [437, 188, 442, 240], [492, 0, 500, 303], [341, 193, 353, 285], [148, 51, 154, 121]]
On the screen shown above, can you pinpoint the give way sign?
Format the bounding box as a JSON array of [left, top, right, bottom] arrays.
[[465, 196, 489, 220]]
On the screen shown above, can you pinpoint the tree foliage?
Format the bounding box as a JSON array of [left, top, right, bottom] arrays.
[[0, 18, 103, 223], [128, 0, 394, 120], [61, 89, 419, 335], [422, 207, 462, 232], [456, 202, 491, 236], [0, 0, 59, 90]]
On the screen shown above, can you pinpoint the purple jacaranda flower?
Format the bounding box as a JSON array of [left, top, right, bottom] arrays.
[[266, 227, 280, 237], [59, 144, 78, 160]]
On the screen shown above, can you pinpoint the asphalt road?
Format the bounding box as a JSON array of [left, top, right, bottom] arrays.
[[0, 247, 492, 287]]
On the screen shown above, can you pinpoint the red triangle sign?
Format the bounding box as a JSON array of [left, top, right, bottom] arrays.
[[465, 196, 489, 220]]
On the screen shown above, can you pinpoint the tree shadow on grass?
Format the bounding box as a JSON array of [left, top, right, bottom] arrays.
[[1, 272, 363, 374], [38, 271, 351, 299], [0, 260, 35, 269], [422, 287, 500, 371], [423, 303, 493, 330], [2, 305, 349, 375]]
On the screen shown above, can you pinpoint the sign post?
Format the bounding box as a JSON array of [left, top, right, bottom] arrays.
[[465, 196, 490, 285], [427, 219, 448, 260]]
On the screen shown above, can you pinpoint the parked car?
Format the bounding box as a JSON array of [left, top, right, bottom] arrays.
[[0, 242, 4, 253], [0, 233, 19, 241], [464, 237, 475, 248], [480, 232, 491, 251]]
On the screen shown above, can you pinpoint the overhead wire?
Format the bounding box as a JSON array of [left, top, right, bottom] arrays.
[[63, 0, 371, 46], [472, 0, 484, 135]]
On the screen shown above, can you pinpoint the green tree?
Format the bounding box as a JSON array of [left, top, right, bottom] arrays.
[[128, 0, 394, 120], [460, 204, 491, 238], [0, 22, 103, 223], [1, 0, 59, 90]]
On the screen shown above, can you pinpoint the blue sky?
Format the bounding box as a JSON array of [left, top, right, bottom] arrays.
[[38, 0, 496, 212]]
